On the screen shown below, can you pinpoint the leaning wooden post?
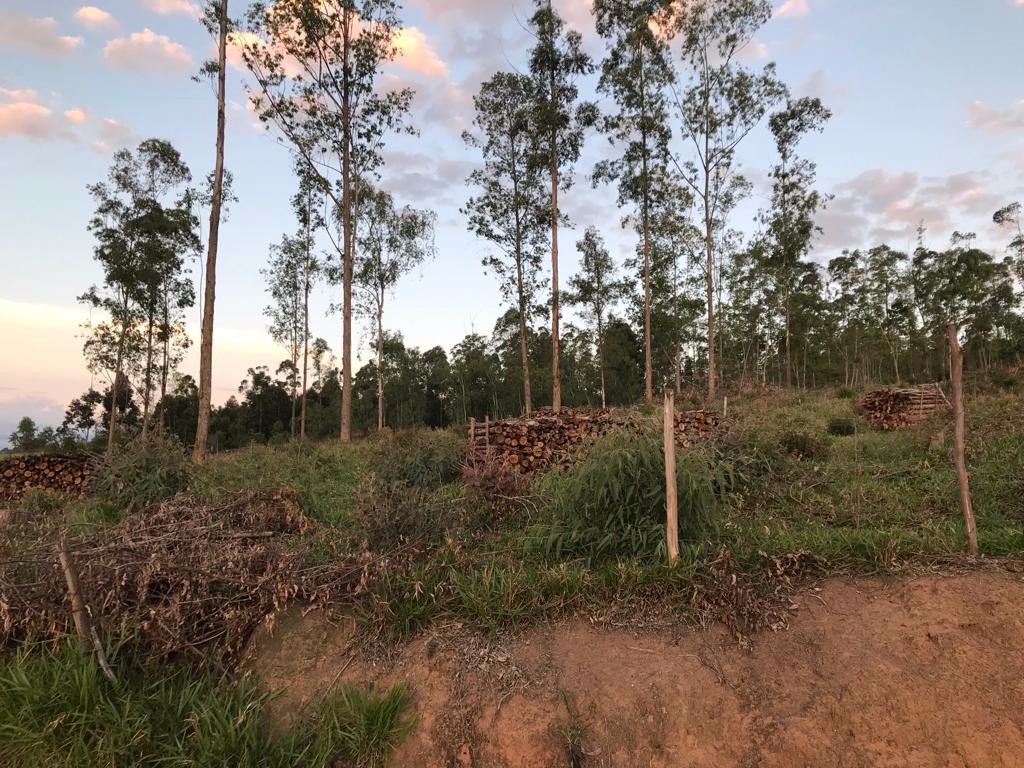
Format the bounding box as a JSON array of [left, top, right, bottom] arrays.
[[467, 417, 476, 463], [59, 535, 117, 683], [946, 324, 978, 557], [663, 388, 679, 565]]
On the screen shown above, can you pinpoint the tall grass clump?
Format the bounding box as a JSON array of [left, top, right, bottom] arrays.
[[97, 429, 191, 512], [368, 428, 464, 488], [0, 644, 413, 768], [535, 428, 719, 563]]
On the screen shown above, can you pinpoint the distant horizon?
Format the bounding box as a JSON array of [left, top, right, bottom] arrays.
[[2, 0, 1023, 444]]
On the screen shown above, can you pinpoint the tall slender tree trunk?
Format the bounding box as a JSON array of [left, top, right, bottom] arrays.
[[142, 312, 154, 437], [376, 295, 385, 431], [784, 290, 792, 388], [597, 312, 606, 409], [339, 23, 353, 443], [300, 206, 310, 440], [704, 147, 717, 403], [549, 55, 561, 413], [639, 45, 653, 405], [193, 0, 227, 463], [515, 238, 533, 416]]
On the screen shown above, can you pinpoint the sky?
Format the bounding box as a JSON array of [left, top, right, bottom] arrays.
[[1, 0, 1023, 443]]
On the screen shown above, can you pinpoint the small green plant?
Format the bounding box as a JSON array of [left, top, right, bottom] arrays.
[[826, 417, 856, 437], [96, 430, 191, 512], [17, 487, 66, 514], [0, 644, 415, 768], [536, 428, 719, 562], [368, 429, 464, 488], [780, 430, 829, 460], [352, 478, 462, 550], [316, 683, 415, 767], [835, 387, 856, 399]]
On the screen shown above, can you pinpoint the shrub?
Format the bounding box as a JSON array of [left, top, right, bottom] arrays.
[[461, 456, 535, 522], [368, 429, 464, 489], [352, 477, 462, 550], [96, 430, 191, 512], [826, 417, 856, 437], [835, 387, 856, 400], [535, 427, 718, 562], [780, 430, 829, 460], [17, 487, 66, 514]]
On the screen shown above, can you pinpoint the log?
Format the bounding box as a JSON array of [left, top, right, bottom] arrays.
[[0, 453, 99, 501]]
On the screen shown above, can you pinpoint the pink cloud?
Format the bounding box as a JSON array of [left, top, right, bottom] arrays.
[[103, 28, 193, 73], [0, 12, 83, 56], [393, 27, 448, 78], [967, 99, 1024, 133], [776, 0, 810, 18], [74, 6, 119, 30], [141, 0, 201, 18], [64, 107, 89, 124], [0, 102, 55, 139]]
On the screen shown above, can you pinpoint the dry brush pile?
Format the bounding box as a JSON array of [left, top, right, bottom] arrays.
[[859, 384, 950, 429], [469, 407, 723, 472], [0, 453, 99, 501], [0, 487, 383, 667]]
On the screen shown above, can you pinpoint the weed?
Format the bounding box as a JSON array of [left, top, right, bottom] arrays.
[[826, 417, 856, 437], [367, 428, 464, 489], [97, 429, 191, 512], [535, 428, 718, 563], [779, 430, 829, 460], [0, 643, 412, 768]]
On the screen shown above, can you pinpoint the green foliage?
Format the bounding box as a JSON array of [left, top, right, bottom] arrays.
[[0, 644, 412, 768], [368, 429, 464, 489], [835, 387, 856, 400], [536, 428, 718, 562], [17, 487, 66, 514], [779, 430, 829, 460], [826, 417, 856, 437], [97, 430, 191, 511], [353, 480, 462, 550]]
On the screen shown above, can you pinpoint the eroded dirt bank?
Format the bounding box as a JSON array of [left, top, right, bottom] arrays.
[[246, 571, 1024, 767]]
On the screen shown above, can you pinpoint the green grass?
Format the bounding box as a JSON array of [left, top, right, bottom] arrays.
[[0, 643, 413, 768]]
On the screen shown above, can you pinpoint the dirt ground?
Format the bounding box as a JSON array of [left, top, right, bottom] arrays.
[[245, 571, 1024, 767]]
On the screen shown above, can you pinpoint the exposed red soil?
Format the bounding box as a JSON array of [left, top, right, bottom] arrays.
[[245, 571, 1024, 767]]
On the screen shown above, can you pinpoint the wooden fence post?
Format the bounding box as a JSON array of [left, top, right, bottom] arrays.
[[467, 417, 476, 463], [663, 388, 679, 565], [484, 415, 491, 460], [946, 324, 978, 557]]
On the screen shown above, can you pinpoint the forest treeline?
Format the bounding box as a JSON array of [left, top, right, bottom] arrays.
[[9, 0, 1024, 454]]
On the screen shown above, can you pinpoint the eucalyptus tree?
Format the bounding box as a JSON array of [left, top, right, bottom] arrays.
[[993, 202, 1024, 282], [354, 186, 436, 430], [262, 233, 307, 437], [528, 0, 596, 412], [763, 96, 831, 387], [565, 227, 628, 407], [593, 0, 674, 404], [194, 0, 230, 463], [462, 71, 550, 416], [242, 0, 414, 442], [81, 139, 197, 455], [668, 0, 786, 400]]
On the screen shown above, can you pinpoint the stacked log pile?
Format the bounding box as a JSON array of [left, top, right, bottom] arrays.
[[859, 384, 950, 429], [0, 454, 99, 500], [469, 407, 722, 472]]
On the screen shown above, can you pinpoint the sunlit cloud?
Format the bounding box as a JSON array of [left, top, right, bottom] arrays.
[[141, 0, 201, 18], [74, 6, 119, 31], [103, 28, 193, 73], [776, 0, 810, 19], [0, 11, 83, 56], [64, 107, 89, 124], [393, 27, 448, 78]]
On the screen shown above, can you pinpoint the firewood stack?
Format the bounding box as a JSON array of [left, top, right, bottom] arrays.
[[0, 454, 99, 501], [469, 407, 722, 473], [859, 384, 950, 429]]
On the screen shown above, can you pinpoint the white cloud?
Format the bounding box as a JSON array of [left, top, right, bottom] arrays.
[[0, 12, 83, 56], [776, 0, 810, 18], [967, 99, 1024, 133], [74, 6, 119, 30], [103, 28, 193, 72], [141, 0, 201, 18], [0, 102, 56, 139]]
